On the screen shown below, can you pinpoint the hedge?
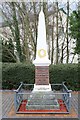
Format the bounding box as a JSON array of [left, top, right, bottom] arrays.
[[2, 63, 35, 89], [2, 63, 80, 90], [49, 64, 79, 90]]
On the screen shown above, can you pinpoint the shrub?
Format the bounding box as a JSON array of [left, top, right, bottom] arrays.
[[2, 63, 80, 90], [49, 64, 79, 90], [2, 63, 35, 89]]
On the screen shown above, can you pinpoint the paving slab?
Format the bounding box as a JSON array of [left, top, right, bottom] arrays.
[[1, 91, 79, 119]]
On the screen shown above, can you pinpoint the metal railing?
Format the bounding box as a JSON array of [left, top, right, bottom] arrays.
[[14, 82, 72, 114], [62, 82, 72, 113], [14, 82, 23, 112]]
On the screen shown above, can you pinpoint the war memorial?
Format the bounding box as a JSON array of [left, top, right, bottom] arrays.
[[14, 8, 72, 114]]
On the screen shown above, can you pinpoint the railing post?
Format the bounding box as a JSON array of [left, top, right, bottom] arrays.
[[62, 82, 72, 113], [14, 92, 17, 113], [68, 90, 72, 113]]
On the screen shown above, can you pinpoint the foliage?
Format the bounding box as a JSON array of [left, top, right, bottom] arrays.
[[2, 63, 35, 89], [49, 64, 79, 90], [2, 38, 16, 62], [69, 6, 80, 54], [2, 63, 79, 90]]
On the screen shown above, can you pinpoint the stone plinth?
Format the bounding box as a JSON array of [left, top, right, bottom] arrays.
[[35, 66, 49, 85], [26, 91, 59, 110]]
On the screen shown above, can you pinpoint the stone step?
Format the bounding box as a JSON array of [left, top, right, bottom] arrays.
[[29, 94, 55, 99], [27, 99, 58, 105], [27, 105, 59, 110], [26, 91, 60, 110]]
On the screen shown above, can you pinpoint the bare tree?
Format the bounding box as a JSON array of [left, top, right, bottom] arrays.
[[1, 2, 23, 62]]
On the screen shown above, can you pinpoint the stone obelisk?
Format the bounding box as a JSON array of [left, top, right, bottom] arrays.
[[33, 9, 51, 91]]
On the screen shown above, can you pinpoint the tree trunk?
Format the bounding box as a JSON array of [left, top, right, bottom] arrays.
[[11, 2, 23, 62], [33, 2, 37, 59], [56, 2, 59, 64], [66, 0, 69, 63], [51, 14, 54, 64], [61, 41, 64, 63], [22, 2, 30, 63]]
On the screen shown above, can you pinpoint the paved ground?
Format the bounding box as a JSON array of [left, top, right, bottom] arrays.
[[1, 91, 79, 119]]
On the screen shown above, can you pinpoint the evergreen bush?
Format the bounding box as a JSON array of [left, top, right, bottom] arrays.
[[2, 63, 79, 90]]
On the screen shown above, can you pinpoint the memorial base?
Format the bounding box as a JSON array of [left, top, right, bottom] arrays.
[[26, 91, 59, 110]]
